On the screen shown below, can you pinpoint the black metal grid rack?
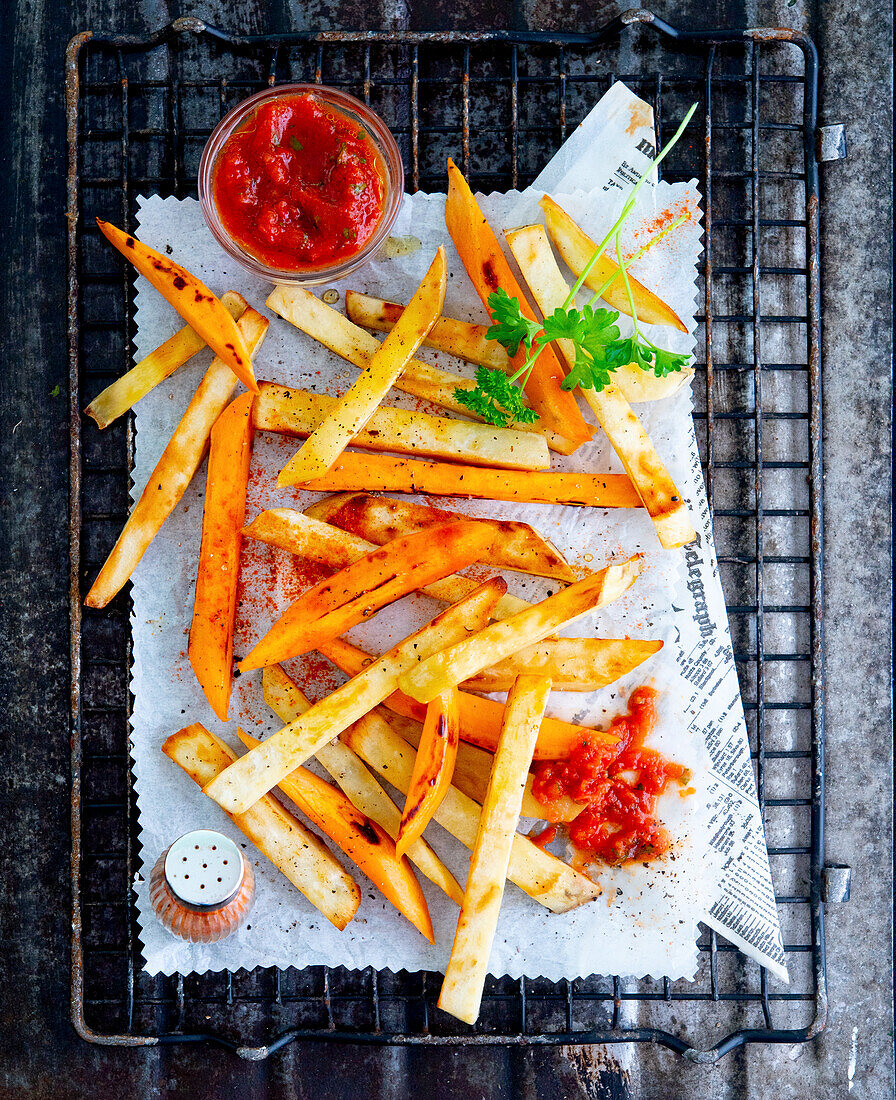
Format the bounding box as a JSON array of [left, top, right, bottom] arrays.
[[67, 11, 824, 1061]]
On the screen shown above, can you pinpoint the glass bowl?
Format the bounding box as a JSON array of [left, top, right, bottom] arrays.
[[198, 84, 405, 286]]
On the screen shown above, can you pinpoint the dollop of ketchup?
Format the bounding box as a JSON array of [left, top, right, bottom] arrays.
[[531, 688, 687, 866], [212, 93, 386, 271]]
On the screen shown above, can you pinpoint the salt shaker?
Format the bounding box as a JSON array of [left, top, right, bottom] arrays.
[[149, 830, 255, 943]]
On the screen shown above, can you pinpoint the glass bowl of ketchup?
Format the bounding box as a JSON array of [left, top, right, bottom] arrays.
[[199, 85, 404, 285]]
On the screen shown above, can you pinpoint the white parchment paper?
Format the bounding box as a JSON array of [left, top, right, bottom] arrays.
[[121, 83, 782, 983]]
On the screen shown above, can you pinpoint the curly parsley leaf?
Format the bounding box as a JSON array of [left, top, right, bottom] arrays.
[[484, 288, 542, 357], [454, 366, 539, 428]]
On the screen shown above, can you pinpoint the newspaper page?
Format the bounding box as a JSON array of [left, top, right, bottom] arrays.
[[530, 83, 787, 981]]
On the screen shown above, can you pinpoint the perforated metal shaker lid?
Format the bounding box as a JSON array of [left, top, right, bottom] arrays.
[[163, 830, 245, 909]]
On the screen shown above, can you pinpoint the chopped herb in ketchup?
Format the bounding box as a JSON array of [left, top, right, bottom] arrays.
[[531, 688, 688, 866], [212, 92, 386, 271]]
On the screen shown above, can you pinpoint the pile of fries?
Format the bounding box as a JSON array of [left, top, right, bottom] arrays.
[[85, 164, 695, 1025]]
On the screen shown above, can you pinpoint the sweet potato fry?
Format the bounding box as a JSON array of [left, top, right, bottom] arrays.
[[162, 723, 359, 929], [399, 557, 642, 704], [438, 675, 550, 1023], [188, 392, 254, 720], [238, 520, 495, 671], [203, 578, 507, 815], [392, 710, 581, 821], [85, 291, 248, 429], [256, 384, 549, 473], [290, 451, 641, 509], [237, 728, 434, 942], [96, 220, 257, 390], [344, 708, 600, 913], [306, 493, 575, 582], [538, 196, 688, 333], [445, 160, 592, 447], [345, 290, 512, 372], [263, 665, 464, 905], [506, 224, 696, 548], [396, 689, 460, 860], [318, 637, 620, 759], [85, 307, 269, 608], [278, 248, 446, 485], [461, 636, 664, 693], [242, 508, 530, 620]]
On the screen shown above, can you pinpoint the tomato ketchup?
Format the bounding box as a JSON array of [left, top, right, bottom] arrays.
[[211, 92, 387, 272]]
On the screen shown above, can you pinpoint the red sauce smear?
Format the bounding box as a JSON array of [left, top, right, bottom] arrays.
[[531, 688, 686, 866], [212, 92, 386, 271]]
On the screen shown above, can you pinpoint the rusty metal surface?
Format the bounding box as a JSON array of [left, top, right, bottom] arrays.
[[1, 0, 892, 1096]]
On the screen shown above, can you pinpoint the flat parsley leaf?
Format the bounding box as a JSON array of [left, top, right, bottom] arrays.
[[485, 288, 541, 357], [454, 366, 539, 428]]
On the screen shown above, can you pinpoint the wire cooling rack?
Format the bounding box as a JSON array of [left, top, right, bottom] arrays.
[[67, 10, 826, 1060]]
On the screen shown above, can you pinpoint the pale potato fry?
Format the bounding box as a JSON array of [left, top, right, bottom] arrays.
[[278, 248, 447, 485], [344, 708, 599, 913], [461, 637, 664, 693], [393, 710, 579, 821], [306, 493, 575, 582], [438, 675, 551, 1024], [265, 285, 573, 454], [399, 557, 642, 704], [242, 508, 530, 619], [539, 195, 688, 332], [85, 291, 248, 429], [203, 578, 507, 815], [256, 384, 550, 474], [263, 666, 464, 905], [506, 224, 696, 549], [85, 308, 269, 608], [344, 290, 511, 372], [162, 723, 360, 930]]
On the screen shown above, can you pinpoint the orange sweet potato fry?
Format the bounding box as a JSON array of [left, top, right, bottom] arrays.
[[318, 637, 620, 760], [395, 690, 460, 860], [237, 729, 434, 942], [188, 392, 255, 720], [96, 219, 258, 391], [237, 519, 495, 671], [84, 307, 269, 609], [444, 159, 592, 447], [292, 451, 641, 508]]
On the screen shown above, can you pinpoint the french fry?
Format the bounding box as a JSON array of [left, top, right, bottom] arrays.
[[256, 384, 550, 474], [319, 637, 619, 758], [392, 710, 581, 821], [396, 689, 460, 860], [306, 493, 576, 582], [290, 452, 641, 509], [242, 508, 530, 619], [263, 665, 464, 905], [96, 220, 257, 390], [237, 728, 434, 942], [188, 392, 254, 720], [538, 196, 688, 333], [85, 307, 269, 608], [445, 159, 592, 447], [438, 675, 550, 1023], [203, 578, 507, 815], [344, 709, 600, 913], [162, 723, 359, 929], [461, 636, 664, 693], [345, 290, 512, 372], [399, 557, 642, 703], [238, 520, 495, 671], [278, 248, 447, 485], [506, 224, 696, 549], [85, 291, 248, 429]]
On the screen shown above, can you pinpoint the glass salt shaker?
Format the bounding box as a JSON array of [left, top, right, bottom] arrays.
[[149, 830, 255, 943]]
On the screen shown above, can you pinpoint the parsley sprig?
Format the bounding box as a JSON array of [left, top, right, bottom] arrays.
[[454, 103, 697, 426]]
